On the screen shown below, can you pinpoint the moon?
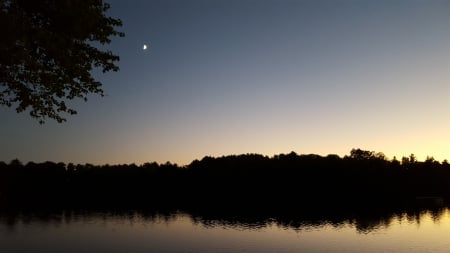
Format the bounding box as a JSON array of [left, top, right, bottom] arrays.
[[142, 44, 148, 50]]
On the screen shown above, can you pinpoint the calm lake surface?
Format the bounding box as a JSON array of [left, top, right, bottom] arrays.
[[1, 207, 450, 253]]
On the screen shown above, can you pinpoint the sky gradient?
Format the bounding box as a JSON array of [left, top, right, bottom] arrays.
[[2, 0, 450, 165]]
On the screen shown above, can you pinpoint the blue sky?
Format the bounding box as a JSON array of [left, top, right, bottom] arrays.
[[2, 0, 450, 165]]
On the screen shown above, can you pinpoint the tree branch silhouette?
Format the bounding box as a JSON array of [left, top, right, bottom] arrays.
[[0, 0, 124, 123]]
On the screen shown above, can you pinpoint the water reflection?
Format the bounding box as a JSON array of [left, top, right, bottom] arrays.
[[1, 207, 450, 253], [1, 206, 448, 233]]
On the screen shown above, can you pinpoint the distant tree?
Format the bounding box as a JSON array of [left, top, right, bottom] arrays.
[[9, 158, 22, 167], [391, 156, 400, 167], [0, 0, 124, 123], [409, 154, 417, 163], [374, 152, 387, 160], [425, 156, 436, 164], [349, 148, 375, 160], [401, 156, 410, 166], [424, 156, 440, 169]]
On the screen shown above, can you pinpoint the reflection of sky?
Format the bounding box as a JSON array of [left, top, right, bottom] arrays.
[[1, 210, 450, 252], [1, 0, 450, 165]]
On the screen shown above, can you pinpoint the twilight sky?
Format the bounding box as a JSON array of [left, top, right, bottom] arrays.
[[2, 0, 450, 165]]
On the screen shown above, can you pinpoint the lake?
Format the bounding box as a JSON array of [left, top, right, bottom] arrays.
[[1, 207, 450, 253]]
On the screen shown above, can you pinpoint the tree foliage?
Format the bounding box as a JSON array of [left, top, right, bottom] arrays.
[[0, 0, 124, 123], [2, 148, 450, 210]]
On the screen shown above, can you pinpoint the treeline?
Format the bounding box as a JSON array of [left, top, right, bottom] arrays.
[[1, 148, 450, 210]]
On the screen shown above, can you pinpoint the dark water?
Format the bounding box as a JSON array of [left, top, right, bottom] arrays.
[[1, 207, 450, 253]]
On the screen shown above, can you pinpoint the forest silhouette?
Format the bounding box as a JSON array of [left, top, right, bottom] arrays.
[[1, 148, 450, 211]]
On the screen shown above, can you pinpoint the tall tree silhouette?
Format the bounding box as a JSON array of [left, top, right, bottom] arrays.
[[0, 0, 124, 123]]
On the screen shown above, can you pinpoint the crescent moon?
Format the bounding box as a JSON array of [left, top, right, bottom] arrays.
[[143, 44, 148, 50]]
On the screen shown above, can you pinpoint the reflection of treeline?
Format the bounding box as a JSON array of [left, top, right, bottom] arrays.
[[1, 148, 450, 209], [187, 205, 447, 233], [0, 205, 447, 234]]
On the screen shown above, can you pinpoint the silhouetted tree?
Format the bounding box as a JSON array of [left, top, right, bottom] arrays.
[[8, 158, 23, 167], [2, 149, 450, 209], [409, 154, 417, 163], [349, 148, 376, 160], [0, 0, 124, 123], [391, 156, 400, 167]]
